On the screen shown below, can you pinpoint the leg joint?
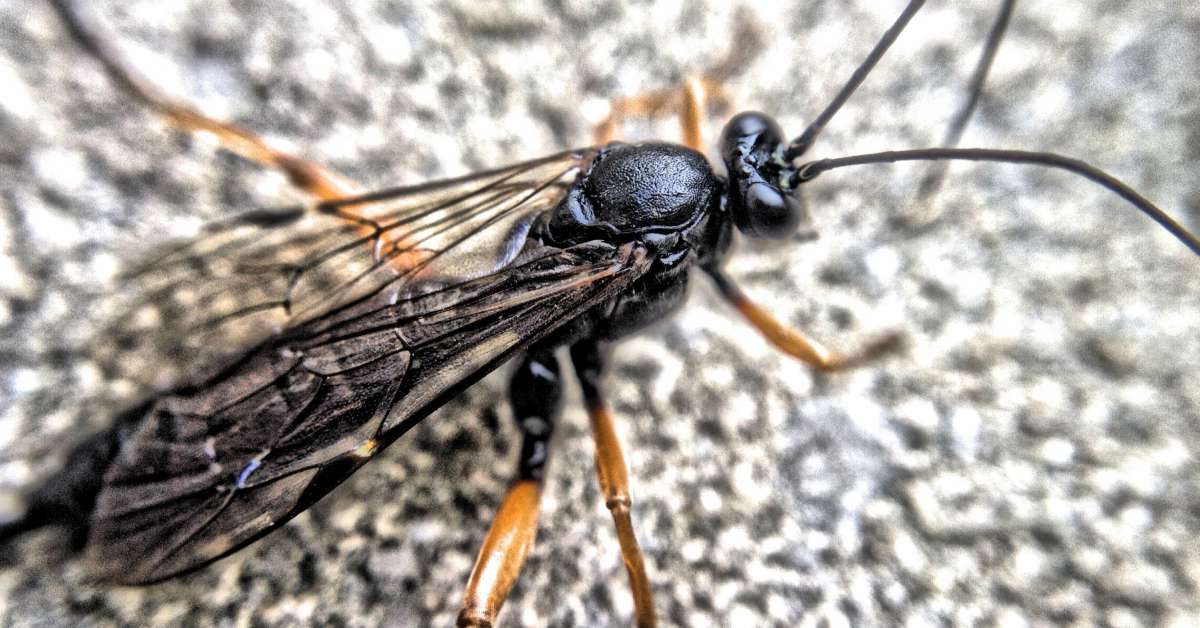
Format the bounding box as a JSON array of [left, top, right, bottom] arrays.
[[605, 494, 632, 515]]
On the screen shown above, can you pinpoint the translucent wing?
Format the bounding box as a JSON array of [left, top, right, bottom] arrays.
[[89, 149, 596, 392], [85, 239, 651, 583], [34, 146, 650, 582]]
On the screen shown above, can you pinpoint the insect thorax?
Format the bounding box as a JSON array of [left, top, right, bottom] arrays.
[[536, 142, 732, 345], [543, 142, 724, 256]]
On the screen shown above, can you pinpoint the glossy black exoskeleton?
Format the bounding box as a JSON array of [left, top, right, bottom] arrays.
[[536, 115, 803, 347], [10, 2, 1200, 627]]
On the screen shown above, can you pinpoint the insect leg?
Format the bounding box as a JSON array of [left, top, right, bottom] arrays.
[[704, 267, 903, 372], [569, 341, 656, 628], [593, 78, 713, 153], [458, 352, 562, 628], [49, 0, 360, 201], [589, 9, 765, 153]]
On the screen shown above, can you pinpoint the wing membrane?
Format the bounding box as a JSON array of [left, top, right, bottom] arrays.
[[85, 240, 651, 584], [89, 149, 596, 392]]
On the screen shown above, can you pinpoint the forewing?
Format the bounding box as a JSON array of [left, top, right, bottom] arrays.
[[84, 240, 651, 584], [89, 149, 595, 393]]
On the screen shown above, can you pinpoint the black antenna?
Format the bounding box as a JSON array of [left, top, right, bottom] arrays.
[[792, 148, 1200, 258], [784, 0, 927, 160], [917, 0, 1017, 198]]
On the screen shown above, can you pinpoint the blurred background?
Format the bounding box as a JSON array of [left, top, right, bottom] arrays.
[[1, 1, 1198, 626]]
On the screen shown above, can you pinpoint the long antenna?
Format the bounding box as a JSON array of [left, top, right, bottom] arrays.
[[784, 0, 927, 160], [792, 148, 1200, 257], [917, 0, 1017, 198]]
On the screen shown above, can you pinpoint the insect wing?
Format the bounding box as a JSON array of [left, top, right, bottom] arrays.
[[89, 150, 595, 394], [84, 238, 651, 584]]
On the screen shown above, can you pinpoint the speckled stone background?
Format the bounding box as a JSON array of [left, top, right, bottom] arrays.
[[2, 1, 1199, 626]]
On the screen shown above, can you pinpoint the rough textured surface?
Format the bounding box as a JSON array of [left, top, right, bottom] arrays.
[[2, 1, 1199, 626]]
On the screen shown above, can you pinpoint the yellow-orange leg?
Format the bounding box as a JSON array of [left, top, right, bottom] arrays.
[[589, 9, 767, 154], [570, 342, 656, 628], [593, 77, 722, 154], [705, 267, 904, 372], [52, 0, 359, 202], [458, 353, 562, 627], [458, 480, 543, 628]]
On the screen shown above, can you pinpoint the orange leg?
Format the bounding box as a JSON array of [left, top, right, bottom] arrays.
[[458, 353, 561, 627], [51, 1, 445, 273], [593, 77, 719, 154], [589, 9, 765, 153], [52, 0, 359, 202], [705, 267, 904, 372], [570, 342, 656, 628], [458, 480, 543, 628]]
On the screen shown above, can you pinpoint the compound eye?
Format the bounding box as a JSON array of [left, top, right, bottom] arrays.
[[733, 181, 807, 239], [721, 111, 805, 239], [720, 111, 785, 164]]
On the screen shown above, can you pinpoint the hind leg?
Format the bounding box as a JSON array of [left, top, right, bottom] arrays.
[[51, 0, 360, 202], [593, 77, 718, 153], [570, 341, 656, 627], [458, 352, 563, 627], [590, 8, 763, 153]]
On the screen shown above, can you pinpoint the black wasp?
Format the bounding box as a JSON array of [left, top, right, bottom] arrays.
[[3, 1, 1198, 626]]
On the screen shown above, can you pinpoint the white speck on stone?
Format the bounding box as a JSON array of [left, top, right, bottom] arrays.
[[1153, 438, 1190, 470], [407, 518, 446, 544], [702, 362, 735, 388], [834, 516, 860, 553], [864, 245, 901, 284], [713, 580, 739, 611], [1120, 382, 1156, 406], [32, 147, 89, 192], [1040, 437, 1075, 467], [365, 24, 413, 66], [681, 538, 705, 562], [728, 605, 758, 627], [718, 526, 752, 553], [0, 61, 35, 120], [995, 606, 1031, 628], [896, 397, 940, 431], [931, 565, 958, 593], [1164, 611, 1200, 628], [21, 194, 84, 248], [149, 601, 189, 625], [1105, 607, 1143, 628], [766, 595, 793, 623], [732, 460, 769, 503], [0, 490, 23, 523], [893, 531, 927, 574], [0, 255, 31, 300], [904, 612, 940, 628], [107, 587, 148, 623], [8, 368, 39, 394], [883, 581, 906, 606], [579, 97, 612, 126], [652, 348, 681, 403], [948, 406, 982, 461], [1072, 547, 1109, 579], [1118, 505, 1152, 533], [1103, 562, 1174, 604], [87, 252, 120, 283], [1028, 377, 1067, 418], [699, 487, 722, 512], [1010, 545, 1046, 581]]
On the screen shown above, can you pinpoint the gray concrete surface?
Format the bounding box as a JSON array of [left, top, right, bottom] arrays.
[[1, 1, 1198, 626]]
